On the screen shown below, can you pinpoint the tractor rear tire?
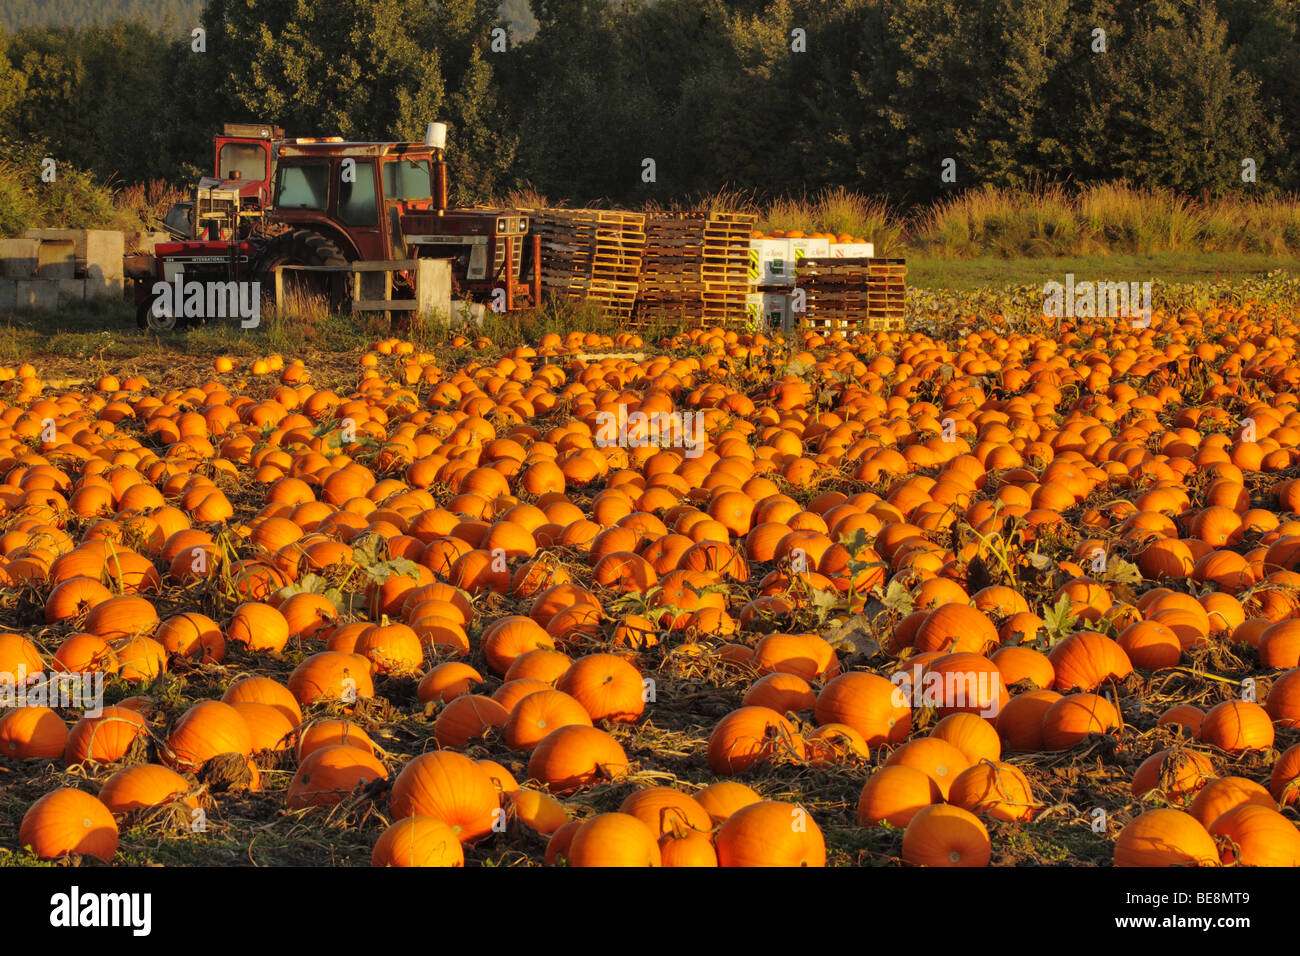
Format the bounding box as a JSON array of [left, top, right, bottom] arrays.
[[257, 229, 349, 314]]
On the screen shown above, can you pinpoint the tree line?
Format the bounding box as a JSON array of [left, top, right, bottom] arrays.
[[0, 0, 1296, 213]]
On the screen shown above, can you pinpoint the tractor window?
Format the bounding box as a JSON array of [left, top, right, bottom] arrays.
[[276, 162, 329, 210], [382, 159, 432, 200], [218, 143, 266, 182], [338, 161, 378, 226]]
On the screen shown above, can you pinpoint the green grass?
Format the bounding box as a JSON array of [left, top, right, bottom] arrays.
[[2, 253, 1296, 368], [905, 252, 1300, 291], [0, 293, 667, 372]]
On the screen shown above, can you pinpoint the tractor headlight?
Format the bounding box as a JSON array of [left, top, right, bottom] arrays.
[[517, 218, 528, 232], [497, 219, 507, 233]]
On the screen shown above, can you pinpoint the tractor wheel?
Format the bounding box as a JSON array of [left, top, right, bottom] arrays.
[[257, 229, 349, 315], [137, 290, 187, 332]]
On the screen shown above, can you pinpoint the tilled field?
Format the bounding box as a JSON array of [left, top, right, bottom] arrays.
[[1, 308, 1299, 867]]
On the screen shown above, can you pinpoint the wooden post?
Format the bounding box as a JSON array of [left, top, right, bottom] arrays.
[[505, 234, 515, 312], [532, 233, 542, 306]]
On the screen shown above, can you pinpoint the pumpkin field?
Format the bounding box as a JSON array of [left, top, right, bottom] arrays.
[[2, 295, 1300, 871]]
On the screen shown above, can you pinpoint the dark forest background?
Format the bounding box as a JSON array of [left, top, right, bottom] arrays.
[[0, 0, 1295, 209]]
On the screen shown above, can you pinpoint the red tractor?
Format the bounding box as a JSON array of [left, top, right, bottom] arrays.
[[137, 122, 540, 329]]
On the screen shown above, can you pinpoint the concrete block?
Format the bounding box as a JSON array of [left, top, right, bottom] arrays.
[[56, 278, 86, 306], [24, 228, 124, 277], [16, 279, 58, 310], [415, 259, 452, 320], [84, 230, 124, 279], [451, 299, 486, 327], [0, 239, 40, 278], [0, 278, 16, 309], [36, 239, 77, 279], [84, 270, 125, 301], [25, 227, 82, 249]]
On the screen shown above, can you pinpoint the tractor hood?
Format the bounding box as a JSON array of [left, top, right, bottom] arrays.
[[400, 210, 529, 244]]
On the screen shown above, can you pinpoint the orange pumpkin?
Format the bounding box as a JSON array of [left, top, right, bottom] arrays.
[[555, 652, 645, 722], [715, 801, 825, 867], [287, 744, 389, 809], [389, 751, 498, 842], [706, 706, 805, 775], [433, 694, 509, 748], [1199, 700, 1274, 753], [287, 651, 375, 705], [371, 816, 464, 867], [567, 813, 661, 867], [99, 764, 198, 814], [19, 787, 119, 862], [1114, 809, 1219, 866], [901, 804, 991, 867], [619, 786, 712, 836], [1208, 804, 1300, 866], [165, 700, 253, 772], [527, 724, 629, 793], [857, 765, 941, 827], [814, 672, 911, 747], [0, 706, 68, 760], [64, 705, 146, 767]]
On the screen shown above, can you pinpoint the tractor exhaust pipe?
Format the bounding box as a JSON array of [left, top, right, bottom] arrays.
[[426, 122, 449, 212]]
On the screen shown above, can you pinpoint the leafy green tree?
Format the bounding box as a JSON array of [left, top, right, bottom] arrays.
[[7, 22, 190, 182], [956, 0, 1074, 190], [0, 0, 202, 33], [1067, 0, 1277, 193], [429, 0, 520, 202], [512, 1, 658, 202], [1216, 0, 1300, 190], [198, 0, 445, 141], [0, 28, 28, 136]]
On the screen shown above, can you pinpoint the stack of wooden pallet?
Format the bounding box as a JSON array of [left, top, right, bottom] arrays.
[[635, 212, 756, 327], [530, 209, 645, 320], [796, 257, 906, 332]]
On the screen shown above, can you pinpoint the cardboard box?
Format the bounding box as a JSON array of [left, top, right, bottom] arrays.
[[746, 292, 764, 327], [748, 239, 793, 287], [762, 292, 792, 333], [830, 242, 875, 258], [788, 237, 830, 270]]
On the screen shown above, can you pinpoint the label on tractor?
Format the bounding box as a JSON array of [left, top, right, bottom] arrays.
[[404, 234, 489, 246], [164, 256, 251, 264]]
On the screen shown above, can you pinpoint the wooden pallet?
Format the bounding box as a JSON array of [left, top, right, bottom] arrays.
[[638, 211, 755, 325], [795, 257, 907, 332], [530, 208, 645, 317]]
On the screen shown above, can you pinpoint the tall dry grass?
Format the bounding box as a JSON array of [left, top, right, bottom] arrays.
[[910, 183, 1300, 257], [756, 187, 906, 256], [113, 179, 190, 230]]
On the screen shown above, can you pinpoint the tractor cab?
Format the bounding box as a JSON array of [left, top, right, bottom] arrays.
[[160, 122, 283, 241], [214, 122, 281, 212], [267, 128, 537, 305], [269, 139, 439, 262]]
